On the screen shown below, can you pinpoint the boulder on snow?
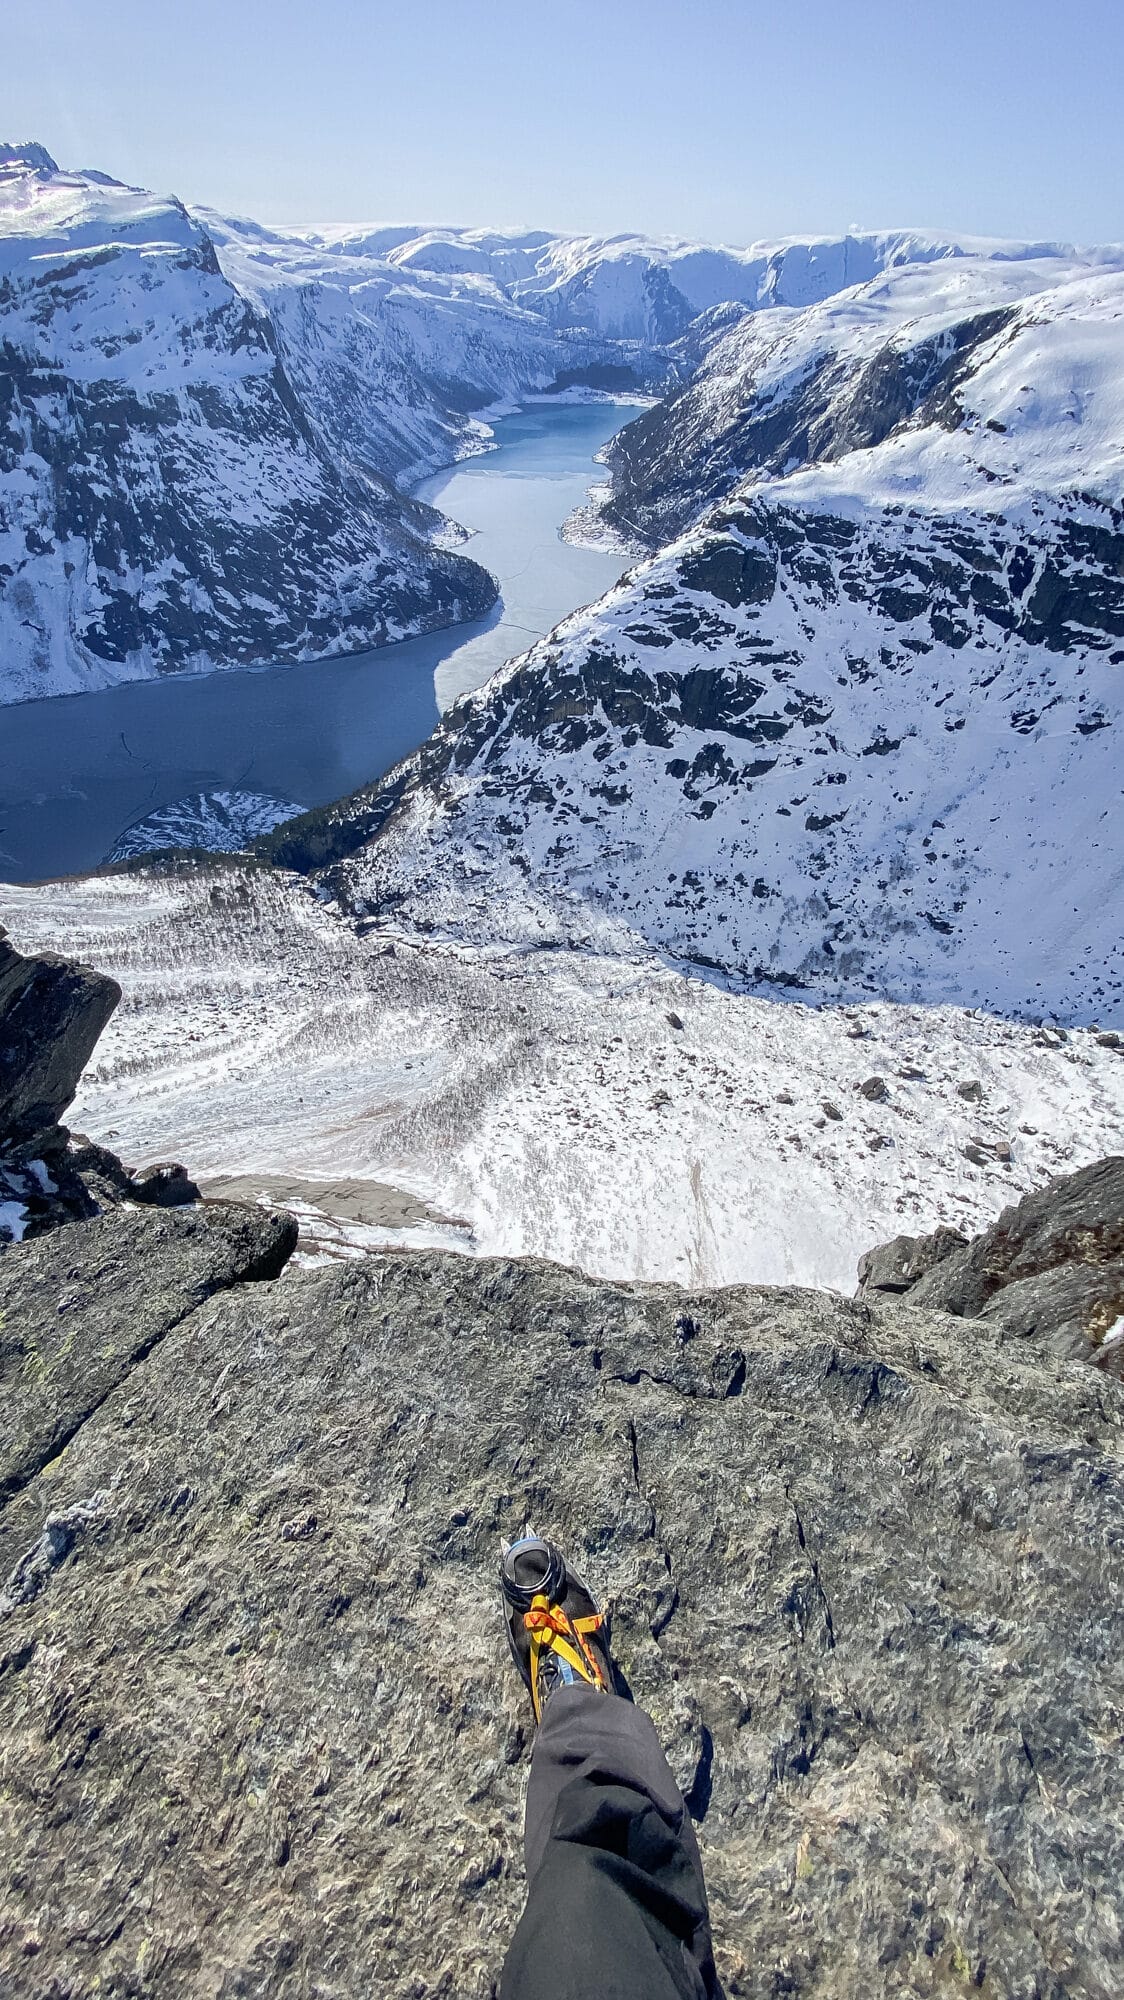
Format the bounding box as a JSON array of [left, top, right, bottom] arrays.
[[129, 1162, 201, 1207], [962, 1137, 1012, 1167]]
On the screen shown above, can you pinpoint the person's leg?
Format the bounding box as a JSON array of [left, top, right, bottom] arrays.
[[501, 1681, 718, 2000]]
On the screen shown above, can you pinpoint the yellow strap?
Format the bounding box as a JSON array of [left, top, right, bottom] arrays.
[[524, 1593, 608, 1719]]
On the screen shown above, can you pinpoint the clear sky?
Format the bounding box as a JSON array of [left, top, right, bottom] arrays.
[[5, 0, 1122, 245]]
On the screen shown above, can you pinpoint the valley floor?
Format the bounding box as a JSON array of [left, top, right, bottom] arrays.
[[3, 869, 1122, 1290]]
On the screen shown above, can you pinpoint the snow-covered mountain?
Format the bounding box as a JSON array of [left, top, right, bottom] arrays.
[[10, 141, 1100, 710], [196, 213, 636, 487], [303, 222, 1091, 344], [198, 217, 1097, 481], [596, 250, 1124, 544], [0, 145, 495, 704], [2, 121, 1121, 1391], [273, 250, 1124, 1025]]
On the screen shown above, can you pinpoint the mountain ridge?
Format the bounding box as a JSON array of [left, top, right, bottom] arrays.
[[288, 250, 1123, 1023], [6, 138, 1123, 709], [0, 147, 497, 704]]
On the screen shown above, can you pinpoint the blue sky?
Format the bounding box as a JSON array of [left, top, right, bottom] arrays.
[[5, 0, 1122, 244]]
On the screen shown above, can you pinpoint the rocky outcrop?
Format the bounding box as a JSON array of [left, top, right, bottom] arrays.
[[857, 1155, 1124, 1374], [1, 929, 1122, 1992], [0, 1202, 297, 1507], [0, 928, 119, 1153], [1, 1237, 1122, 1997], [855, 1225, 969, 1295], [0, 930, 198, 1240]]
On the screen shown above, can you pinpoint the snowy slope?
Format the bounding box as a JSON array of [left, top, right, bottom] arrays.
[[287, 254, 1124, 1024], [0, 145, 495, 704], [3, 869, 1121, 1291], [599, 252, 1124, 542]]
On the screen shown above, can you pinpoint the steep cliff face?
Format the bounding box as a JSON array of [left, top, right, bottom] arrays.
[[0, 147, 496, 703], [298, 254, 1124, 1022], [596, 253, 1124, 546], [1, 1223, 1122, 1998]]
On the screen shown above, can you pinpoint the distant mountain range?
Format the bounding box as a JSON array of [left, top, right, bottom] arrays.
[[8, 138, 1112, 706]]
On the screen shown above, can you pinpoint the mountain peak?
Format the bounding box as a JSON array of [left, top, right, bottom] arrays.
[[0, 140, 59, 174]]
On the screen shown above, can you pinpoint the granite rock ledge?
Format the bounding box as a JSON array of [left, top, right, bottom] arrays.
[[0, 1235, 1121, 1998]]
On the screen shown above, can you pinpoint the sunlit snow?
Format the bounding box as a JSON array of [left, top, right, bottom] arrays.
[[3, 875, 1121, 1291]]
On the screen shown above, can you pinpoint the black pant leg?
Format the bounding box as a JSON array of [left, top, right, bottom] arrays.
[[500, 1686, 719, 2000]]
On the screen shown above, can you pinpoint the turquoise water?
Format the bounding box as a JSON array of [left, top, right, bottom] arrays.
[[0, 401, 634, 883]]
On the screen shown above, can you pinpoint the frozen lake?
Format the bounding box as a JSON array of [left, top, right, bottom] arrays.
[[0, 401, 635, 882]]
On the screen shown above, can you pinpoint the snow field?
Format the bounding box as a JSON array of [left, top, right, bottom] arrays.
[[3, 872, 1120, 1293]]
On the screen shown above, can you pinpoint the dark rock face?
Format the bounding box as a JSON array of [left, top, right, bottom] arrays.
[[0, 929, 120, 1152], [57, 1137, 137, 1214], [1, 1244, 1121, 1997], [859, 1156, 1124, 1374], [601, 307, 1018, 550], [129, 1161, 203, 1207], [0, 932, 200, 1241], [0, 1135, 200, 1241], [0, 1203, 297, 1507]]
